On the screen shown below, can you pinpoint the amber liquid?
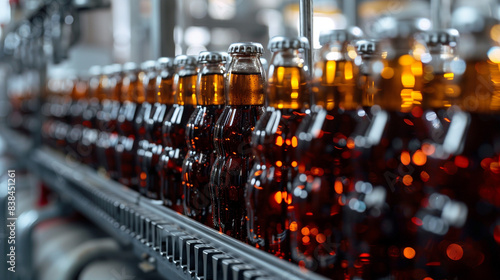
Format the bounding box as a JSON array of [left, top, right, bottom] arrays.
[[160, 74, 197, 209], [212, 72, 265, 241], [246, 66, 308, 259], [183, 104, 224, 226]]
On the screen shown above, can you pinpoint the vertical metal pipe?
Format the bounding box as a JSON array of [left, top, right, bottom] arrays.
[[299, 0, 313, 73], [343, 0, 357, 27], [431, 0, 452, 29], [151, 0, 176, 58]]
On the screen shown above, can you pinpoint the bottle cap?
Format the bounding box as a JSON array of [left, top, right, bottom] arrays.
[[422, 29, 459, 47], [174, 55, 198, 66], [88, 65, 102, 76], [268, 36, 310, 52], [228, 42, 264, 55], [356, 39, 379, 55], [198, 51, 228, 63], [141, 60, 157, 72], [156, 57, 174, 70], [123, 62, 138, 72], [319, 27, 364, 45]]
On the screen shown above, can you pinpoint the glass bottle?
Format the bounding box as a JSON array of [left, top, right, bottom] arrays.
[[137, 60, 157, 197], [104, 64, 123, 181], [289, 28, 367, 277], [411, 9, 500, 278], [246, 36, 310, 259], [116, 62, 144, 189], [212, 42, 266, 241], [143, 57, 175, 200], [348, 17, 432, 279], [160, 55, 198, 211], [183, 51, 227, 226], [80, 65, 102, 168]]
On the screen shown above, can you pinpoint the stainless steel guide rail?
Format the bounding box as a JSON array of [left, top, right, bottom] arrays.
[[0, 126, 326, 280]]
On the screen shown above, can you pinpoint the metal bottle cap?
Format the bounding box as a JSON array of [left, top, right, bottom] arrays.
[[228, 42, 264, 55], [268, 36, 310, 52], [198, 51, 228, 63], [319, 27, 364, 45]]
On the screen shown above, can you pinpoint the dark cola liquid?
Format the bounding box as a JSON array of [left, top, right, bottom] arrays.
[[159, 103, 196, 211], [183, 104, 224, 227], [246, 64, 309, 258], [209, 108, 230, 230], [246, 107, 306, 260], [416, 112, 500, 280], [347, 109, 500, 280], [212, 71, 264, 240], [215, 104, 264, 241], [140, 103, 169, 199], [116, 100, 139, 188], [290, 105, 370, 278], [346, 109, 433, 279]]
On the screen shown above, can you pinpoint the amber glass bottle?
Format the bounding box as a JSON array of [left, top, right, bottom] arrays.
[[116, 62, 144, 189], [182, 51, 227, 226], [411, 14, 500, 279], [211, 42, 266, 241], [142, 57, 175, 200], [160, 55, 197, 211], [136, 60, 157, 197], [67, 74, 89, 161], [104, 64, 123, 180], [245, 37, 310, 259], [347, 18, 435, 279], [289, 28, 368, 277], [95, 65, 113, 171], [80, 65, 102, 168]]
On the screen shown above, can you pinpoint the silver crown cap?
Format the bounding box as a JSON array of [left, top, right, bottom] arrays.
[[88, 65, 102, 76], [319, 27, 364, 45], [141, 60, 157, 71], [156, 57, 174, 70], [198, 51, 229, 63], [356, 39, 378, 54], [123, 62, 138, 72], [174, 55, 198, 66], [422, 29, 459, 46], [268, 36, 310, 52], [228, 42, 264, 54]]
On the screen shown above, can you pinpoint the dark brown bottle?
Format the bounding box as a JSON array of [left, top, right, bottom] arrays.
[[143, 57, 175, 200], [137, 60, 157, 197], [211, 42, 266, 241], [182, 51, 227, 226], [409, 12, 500, 279], [103, 64, 123, 181], [160, 55, 197, 211], [80, 65, 102, 168], [348, 18, 433, 279], [115, 62, 144, 189], [246, 36, 310, 259], [67, 74, 89, 161], [289, 28, 367, 277], [95, 65, 113, 172]]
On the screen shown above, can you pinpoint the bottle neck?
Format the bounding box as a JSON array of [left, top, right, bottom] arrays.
[[174, 66, 197, 106], [226, 54, 265, 106], [143, 71, 157, 103], [267, 49, 309, 110], [157, 72, 175, 105], [197, 63, 225, 106], [313, 42, 360, 111], [110, 74, 122, 102], [121, 72, 144, 103]]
